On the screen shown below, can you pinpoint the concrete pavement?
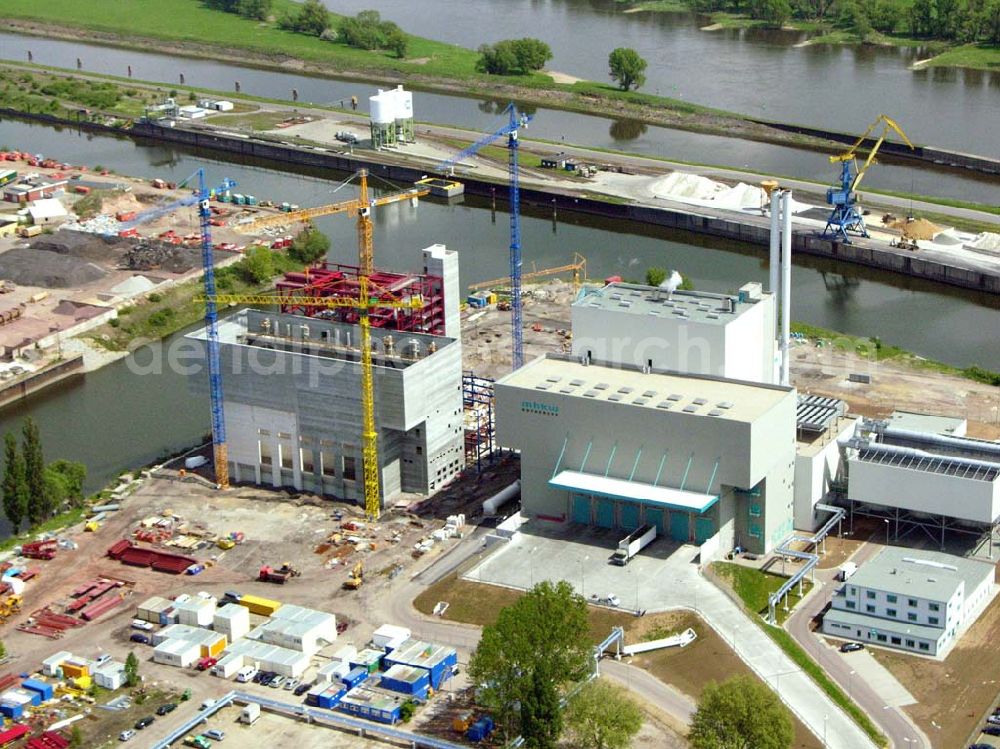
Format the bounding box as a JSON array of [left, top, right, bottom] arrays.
[[786, 541, 931, 749]]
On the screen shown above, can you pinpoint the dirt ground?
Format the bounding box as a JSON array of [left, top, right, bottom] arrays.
[[871, 593, 1000, 748]]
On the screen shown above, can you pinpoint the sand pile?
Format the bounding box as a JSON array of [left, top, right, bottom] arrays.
[[967, 232, 1000, 252], [888, 217, 941, 240], [651, 172, 726, 201]]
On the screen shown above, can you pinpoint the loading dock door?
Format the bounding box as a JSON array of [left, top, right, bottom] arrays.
[[695, 517, 715, 544], [669, 511, 689, 542], [620, 503, 640, 530], [645, 508, 665, 534], [572, 495, 591, 525], [595, 499, 615, 528]]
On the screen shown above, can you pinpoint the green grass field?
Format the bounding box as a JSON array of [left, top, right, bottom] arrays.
[[712, 562, 813, 625]]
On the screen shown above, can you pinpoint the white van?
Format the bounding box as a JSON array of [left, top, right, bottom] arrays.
[[236, 665, 258, 683]]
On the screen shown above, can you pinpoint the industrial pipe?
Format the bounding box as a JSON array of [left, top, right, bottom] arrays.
[[769, 189, 781, 300], [482, 480, 521, 516], [780, 190, 793, 387]]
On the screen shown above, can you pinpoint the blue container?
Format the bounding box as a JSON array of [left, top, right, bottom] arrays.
[[0, 701, 24, 719], [379, 667, 430, 697], [21, 679, 53, 701], [13, 689, 40, 707], [318, 687, 346, 709], [467, 716, 494, 742], [466, 295, 487, 308], [341, 667, 368, 690]]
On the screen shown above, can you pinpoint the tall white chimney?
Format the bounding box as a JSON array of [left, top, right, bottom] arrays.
[[780, 190, 793, 387], [769, 189, 781, 301]]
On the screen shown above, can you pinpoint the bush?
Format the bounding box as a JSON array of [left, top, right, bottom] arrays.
[[477, 38, 552, 75], [147, 293, 162, 303]]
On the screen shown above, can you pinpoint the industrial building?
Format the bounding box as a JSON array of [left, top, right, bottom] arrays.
[[495, 353, 797, 555], [247, 603, 337, 655], [822, 546, 996, 657], [187, 305, 464, 507], [369, 85, 415, 149], [794, 395, 857, 531], [840, 415, 1000, 549], [571, 281, 776, 385]]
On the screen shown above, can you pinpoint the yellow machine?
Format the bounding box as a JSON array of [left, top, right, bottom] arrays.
[[343, 561, 364, 590], [216, 538, 235, 550], [468, 252, 587, 292]]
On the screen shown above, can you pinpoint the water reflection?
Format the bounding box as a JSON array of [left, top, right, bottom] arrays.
[[609, 118, 648, 141]]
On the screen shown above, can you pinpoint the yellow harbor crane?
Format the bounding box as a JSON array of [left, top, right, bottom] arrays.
[[468, 252, 587, 291], [200, 169, 427, 519]]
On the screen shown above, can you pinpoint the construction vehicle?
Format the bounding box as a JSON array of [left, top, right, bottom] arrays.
[[258, 565, 295, 585], [199, 170, 422, 520], [468, 252, 587, 292], [0, 595, 22, 624], [823, 114, 915, 242], [343, 561, 364, 590], [216, 538, 235, 550], [438, 103, 533, 370], [21, 540, 57, 560]]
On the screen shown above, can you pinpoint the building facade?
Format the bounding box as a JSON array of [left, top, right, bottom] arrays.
[[187, 309, 464, 507], [822, 546, 995, 658], [571, 281, 776, 384], [495, 354, 797, 554]]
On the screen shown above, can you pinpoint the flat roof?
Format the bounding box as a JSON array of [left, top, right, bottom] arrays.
[[573, 282, 764, 325], [846, 546, 994, 603], [856, 446, 999, 483], [498, 355, 792, 424], [385, 639, 455, 669], [550, 470, 718, 512], [381, 664, 427, 684], [340, 685, 405, 712], [825, 608, 944, 641], [888, 410, 966, 436], [797, 394, 846, 435]]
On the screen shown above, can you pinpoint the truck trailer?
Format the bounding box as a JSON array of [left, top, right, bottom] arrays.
[[611, 524, 656, 566]]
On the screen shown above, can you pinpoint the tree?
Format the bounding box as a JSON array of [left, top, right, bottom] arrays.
[[236, 0, 271, 20], [565, 679, 644, 749], [520, 667, 562, 749], [289, 225, 330, 264], [512, 38, 553, 72], [2, 433, 28, 532], [468, 581, 590, 739], [749, 0, 793, 26], [241, 245, 275, 284], [689, 675, 793, 749], [476, 38, 552, 75], [46, 460, 86, 504], [645, 267, 668, 287], [22, 417, 47, 525], [384, 26, 409, 58], [124, 651, 140, 687], [608, 47, 648, 91], [291, 0, 330, 36]]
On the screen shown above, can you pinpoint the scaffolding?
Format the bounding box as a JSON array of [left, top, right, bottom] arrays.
[[843, 499, 998, 558], [276, 263, 448, 336], [463, 371, 496, 472]]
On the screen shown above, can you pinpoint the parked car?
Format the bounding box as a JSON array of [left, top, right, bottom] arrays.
[[130, 633, 150, 644], [134, 716, 155, 730], [986, 715, 1000, 725], [283, 678, 299, 692], [839, 642, 865, 653], [156, 703, 178, 716], [205, 730, 226, 741], [268, 675, 285, 689], [131, 619, 154, 631], [969, 744, 993, 749], [982, 726, 1000, 736], [293, 681, 313, 697], [119, 730, 135, 742]]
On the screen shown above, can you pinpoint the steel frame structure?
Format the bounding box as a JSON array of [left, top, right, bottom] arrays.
[[462, 371, 496, 473]]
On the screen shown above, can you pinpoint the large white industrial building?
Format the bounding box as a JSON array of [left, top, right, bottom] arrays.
[[823, 546, 996, 657], [496, 354, 797, 555], [571, 281, 776, 384]]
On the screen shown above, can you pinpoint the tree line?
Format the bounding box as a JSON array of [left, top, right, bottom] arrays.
[[689, 0, 1000, 41], [2, 417, 86, 533]]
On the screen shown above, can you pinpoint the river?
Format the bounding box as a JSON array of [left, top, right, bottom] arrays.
[[1, 32, 998, 204], [0, 115, 997, 506]]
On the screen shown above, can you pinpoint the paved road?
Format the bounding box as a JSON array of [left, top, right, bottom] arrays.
[[786, 541, 932, 749]]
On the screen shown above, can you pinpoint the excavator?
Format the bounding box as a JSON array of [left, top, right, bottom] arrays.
[[343, 561, 364, 590], [823, 114, 915, 243]]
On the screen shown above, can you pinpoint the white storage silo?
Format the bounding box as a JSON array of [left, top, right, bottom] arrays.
[[369, 89, 397, 149], [392, 85, 414, 143]]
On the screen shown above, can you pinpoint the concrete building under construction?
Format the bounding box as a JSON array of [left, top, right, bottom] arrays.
[[186, 245, 464, 508]]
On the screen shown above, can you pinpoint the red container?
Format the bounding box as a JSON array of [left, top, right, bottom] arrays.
[[80, 595, 122, 621]]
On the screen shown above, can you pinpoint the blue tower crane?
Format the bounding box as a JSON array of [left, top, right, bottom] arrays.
[[437, 103, 533, 370]]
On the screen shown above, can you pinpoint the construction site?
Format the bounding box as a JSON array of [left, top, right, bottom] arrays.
[[0, 88, 997, 749]]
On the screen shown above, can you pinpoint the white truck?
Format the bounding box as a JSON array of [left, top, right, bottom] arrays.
[[240, 703, 261, 725], [611, 524, 656, 566]]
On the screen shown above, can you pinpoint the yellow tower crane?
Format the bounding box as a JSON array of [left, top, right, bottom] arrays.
[[203, 290, 423, 521], [468, 252, 587, 291]]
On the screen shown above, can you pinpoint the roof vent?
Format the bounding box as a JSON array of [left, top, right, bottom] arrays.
[[583, 390, 599, 398], [668, 393, 683, 401], [709, 409, 724, 417], [683, 405, 698, 413], [570, 379, 586, 387], [608, 394, 622, 402], [546, 376, 562, 383], [594, 383, 609, 390], [535, 383, 551, 390], [633, 398, 648, 406], [618, 386, 634, 395], [643, 390, 657, 398], [693, 398, 708, 405], [559, 387, 574, 394], [718, 401, 734, 409], [656, 401, 673, 410]]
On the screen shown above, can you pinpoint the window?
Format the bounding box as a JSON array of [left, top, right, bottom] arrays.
[[749, 503, 761, 517], [890, 636, 901, 645], [919, 642, 930, 651], [416, 446, 423, 455], [929, 616, 939, 625], [259, 440, 272, 466], [905, 639, 915, 648], [849, 587, 856, 595], [301, 449, 314, 472], [846, 601, 856, 610], [887, 595, 897, 603], [866, 591, 876, 600], [321, 450, 336, 477], [876, 634, 887, 642], [258, 428, 271, 436], [280, 445, 292, 470], [907, 613, 917, 622], [277, 431, 291, 440], [908, 599, 917, 607], [343, 456, 356, 481], [929, 603, 940, 612], [866, 605, 876, 613], [887, 609, 897, 618]]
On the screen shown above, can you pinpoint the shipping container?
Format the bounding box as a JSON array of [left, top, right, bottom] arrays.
[[0, 724, 30, 746], [379, 664, 429, 698], [20, 679, 53, 702], [236, 594, 281, 617], [0, 701, 23, 719], [341, 666, 368, 690]]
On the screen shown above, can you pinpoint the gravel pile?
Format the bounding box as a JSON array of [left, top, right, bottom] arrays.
[[0, 247, 107, 288]]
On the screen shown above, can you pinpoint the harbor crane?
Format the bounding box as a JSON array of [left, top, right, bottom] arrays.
[[823, 114, 915, 242], [437, 103, 533, 370], [468, 252, 587, 292]]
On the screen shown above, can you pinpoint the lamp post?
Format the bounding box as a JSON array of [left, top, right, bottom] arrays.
[[579, 555, 589, 599], [884, 518, 890, 545], [823, 714, 828, 747]]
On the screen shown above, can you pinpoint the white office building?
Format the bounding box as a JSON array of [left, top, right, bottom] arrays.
[[823, 546, 996, 658]]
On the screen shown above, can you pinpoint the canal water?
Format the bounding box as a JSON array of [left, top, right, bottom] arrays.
[[0, 114, 996, 505], [1, 33, 998, 204]]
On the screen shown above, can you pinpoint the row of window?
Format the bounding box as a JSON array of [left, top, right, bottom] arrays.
[[862, 590, 940, 611], [842, 600, 941, 625], [871, 633, 931, 651]]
